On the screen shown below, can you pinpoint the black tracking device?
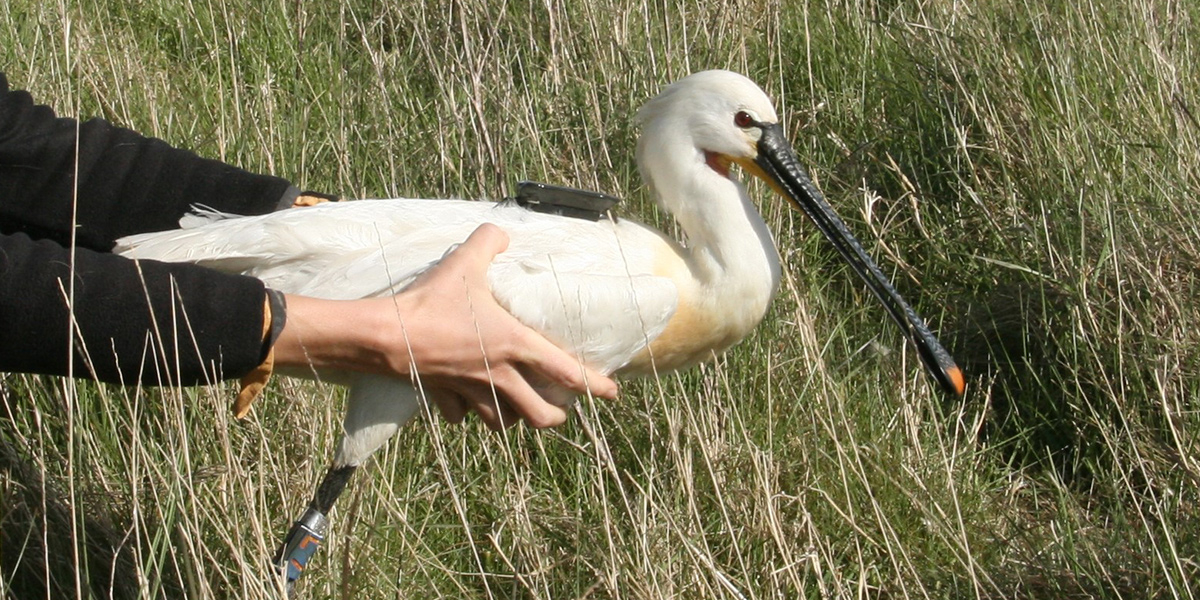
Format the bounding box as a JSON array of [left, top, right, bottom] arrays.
[[512, 181, 621, 221]]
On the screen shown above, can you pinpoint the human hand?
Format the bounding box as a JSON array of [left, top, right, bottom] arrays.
[[292, 191, 340, 207], [271, 224, 618, 430], [271, 189, 340, 211]]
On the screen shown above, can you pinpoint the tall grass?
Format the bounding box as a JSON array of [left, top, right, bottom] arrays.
[[1, 0, 1197, 597]]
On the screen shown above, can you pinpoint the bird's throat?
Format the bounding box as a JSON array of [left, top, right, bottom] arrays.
[[704, 151, 731, 178]]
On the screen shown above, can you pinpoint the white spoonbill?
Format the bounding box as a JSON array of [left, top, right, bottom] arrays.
[[116, 70, 963, 587]]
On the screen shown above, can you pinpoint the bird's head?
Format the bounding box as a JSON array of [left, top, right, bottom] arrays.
[[637, 70, 779, 180], [637, 70, 965, 397]]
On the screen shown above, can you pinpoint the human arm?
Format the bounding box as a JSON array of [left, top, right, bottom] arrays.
[[0, 72, 295, 386], [272, 224, 620, 429], [0, 231, 271, 386], [0, 226, 612, 428]]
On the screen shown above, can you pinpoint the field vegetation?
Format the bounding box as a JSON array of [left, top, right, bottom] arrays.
[[1, 0, 1197, 597]]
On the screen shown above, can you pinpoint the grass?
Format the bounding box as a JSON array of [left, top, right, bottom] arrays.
[[1, 0, 1198, 597]]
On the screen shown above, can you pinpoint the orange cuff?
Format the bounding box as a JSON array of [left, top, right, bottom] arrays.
[[234, 293, 279, 418], [235, 347, 274, 418]]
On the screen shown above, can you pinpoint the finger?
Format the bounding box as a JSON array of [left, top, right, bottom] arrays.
[[518, 365, 578, 408], [428, 389, 469, 424], [292, 191, 341, 207], [495, 399, 522, 430], [438, 224, 510, 275], [486, 366, 568, 429], [515, 330, 619, 400], [463, 388, 510, 431]]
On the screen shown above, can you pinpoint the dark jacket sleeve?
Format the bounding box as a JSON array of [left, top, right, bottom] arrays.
[[0, 73, 292, 250], [0, 232, 270, 385], [0, 72, 291, 385]]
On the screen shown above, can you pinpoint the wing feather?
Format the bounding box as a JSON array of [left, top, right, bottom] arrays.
[[115, 198, 683, 372]]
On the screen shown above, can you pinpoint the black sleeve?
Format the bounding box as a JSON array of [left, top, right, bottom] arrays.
[[0, 232, 270, 386], [0, 72, 290, 385], [0, 72, 293, 251]]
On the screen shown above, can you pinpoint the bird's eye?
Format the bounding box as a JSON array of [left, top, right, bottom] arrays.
[[734, 110, 755, 128]]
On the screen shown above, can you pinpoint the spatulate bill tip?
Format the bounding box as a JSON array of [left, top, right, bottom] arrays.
[[944, 365, 965, 396]]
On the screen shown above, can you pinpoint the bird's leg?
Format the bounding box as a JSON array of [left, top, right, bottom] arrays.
[[273, 464, 358, 594], [273, 375, 418, 594]]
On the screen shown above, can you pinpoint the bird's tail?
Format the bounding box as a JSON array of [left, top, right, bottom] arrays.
[[177, 204, 243, 229]]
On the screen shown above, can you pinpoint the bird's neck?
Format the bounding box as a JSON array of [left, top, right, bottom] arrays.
[[656, 152, 782, 320]]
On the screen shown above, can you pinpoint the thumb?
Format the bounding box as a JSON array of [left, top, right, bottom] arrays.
[[445, 223, 510, 268]]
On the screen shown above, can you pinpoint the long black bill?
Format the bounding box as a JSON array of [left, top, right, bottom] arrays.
[[752, 123, 964, 396]]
